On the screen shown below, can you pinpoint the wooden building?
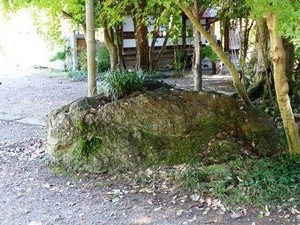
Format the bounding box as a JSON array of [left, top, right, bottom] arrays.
[[121, 8, 218, 70]]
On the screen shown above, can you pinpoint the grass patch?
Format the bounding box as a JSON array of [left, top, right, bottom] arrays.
[[98, 71, 145, 100], [177, 153, 300, 208], [122, 153, 300, 210]]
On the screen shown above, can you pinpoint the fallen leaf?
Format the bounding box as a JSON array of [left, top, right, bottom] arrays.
[[111, 196, 120, 203], [187, 215, 197, 222], [190, 194, 200, 202], [265, 205, 269, 212], [237, 176, 243, 182], [153, 206, 162, 211], [176, 209, 183, 216], [230, 212, 244, 220], [139, 187, 154, 194], [290, 207, 300, 215], [205, 219, 217, 224], [205, 198, 212, 206], [43, 183, 52, 188]]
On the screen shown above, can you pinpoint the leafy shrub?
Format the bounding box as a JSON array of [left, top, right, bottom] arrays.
[[96, 46, 110, 73], [202, 46, 218, 62], [171, 48, 191, 74], [98, 71, 145, 100], [50, 51, 66, 62], [77, 50, 87, 72]]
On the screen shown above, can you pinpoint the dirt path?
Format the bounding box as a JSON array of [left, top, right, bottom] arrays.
[[0, 68, 296, 225]]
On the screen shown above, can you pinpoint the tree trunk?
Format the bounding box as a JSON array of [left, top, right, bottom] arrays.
[[193, 0, 202, 91], [115, 26, 125, 70], [265, 13, 300, 154], [255, 18, 270, 81], [133, 20, 149, 71], [150, 31, 170, 71], [179, 4, 253, 107], [240, 17, 254, 64], [247, 18, 272, 100], [283, 39, 294, 80], [133, 0, 149, 71], [85, 0, 97, 97], [149, 25, 159, 71], [103, 24, 118, 71]]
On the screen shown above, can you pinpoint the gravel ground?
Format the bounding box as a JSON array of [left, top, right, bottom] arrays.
[[0, 68, 298, 225]]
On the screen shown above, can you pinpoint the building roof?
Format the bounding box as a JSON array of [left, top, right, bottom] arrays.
[[202, 8, 217, 18]]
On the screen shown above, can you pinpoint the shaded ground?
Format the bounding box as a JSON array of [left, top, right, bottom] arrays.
[[0, 68, 299, 225]]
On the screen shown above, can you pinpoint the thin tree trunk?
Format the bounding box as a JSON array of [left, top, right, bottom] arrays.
[[115, 26, 125, 70], [193, 0, 202, 91], [248, 18, 274, 101], [150, 30, 170, 71], [149, 25, 159, 71], [85, 0, 97, 97], [241, 17, 254, 64], [265, 13, 300, 154], [179, 4, 253, 107], [103, 22, 118, 71]]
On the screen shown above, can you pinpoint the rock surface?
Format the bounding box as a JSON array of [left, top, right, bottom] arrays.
[[47, 90, 281, 172]]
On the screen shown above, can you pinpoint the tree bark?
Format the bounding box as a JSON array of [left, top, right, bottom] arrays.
[[103, 22, 119, 71], [247, 18, 273, 101], [179, 4, 253, 107], [283, 38, 295, 84], [255, 18, 270, 81], [133, 0, 149, 71], [193, 0, 202, 91], [85, 0, 97, 97], [265, 13, 300, 154]]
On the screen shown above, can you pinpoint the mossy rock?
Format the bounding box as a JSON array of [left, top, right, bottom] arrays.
[[47, 90, 282, 173]]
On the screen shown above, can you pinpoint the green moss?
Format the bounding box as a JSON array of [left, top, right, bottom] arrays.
[[74, 134, 102, 158]]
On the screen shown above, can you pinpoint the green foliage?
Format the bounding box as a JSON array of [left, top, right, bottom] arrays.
[[98, 71, 146, 100], [141, 71, 165, 79], [75, 134, 102, 159], [246, 0, 300, 41], [202, 46, 218, 62], [77, 50, 88, 72], [50, 51, 66, 62], [295, 45, 300, 61], [96, 45, 110, 73], [1, 0, 101, 46], [171, 47, 191, 75], [178, 154, 300, 208]]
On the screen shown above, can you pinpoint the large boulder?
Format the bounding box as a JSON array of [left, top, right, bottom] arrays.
[[47, 90, 281, 172]]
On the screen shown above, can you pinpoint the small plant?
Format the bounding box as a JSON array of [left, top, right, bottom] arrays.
[[67, 70, 87, 80], [77, 49, 88, 73], [202, 46, 218, 62], [171, 47, 190, 76], [50, 51, 67, 62], [96, 45, 110, 73], [98, 71, 145, 100], [141, 71, 165, 79], [75, 134, 102, 159]]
